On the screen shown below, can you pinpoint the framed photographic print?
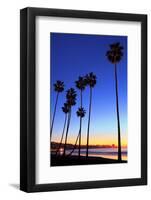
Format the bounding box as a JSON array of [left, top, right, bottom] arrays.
[[20, 7, 147, 192]]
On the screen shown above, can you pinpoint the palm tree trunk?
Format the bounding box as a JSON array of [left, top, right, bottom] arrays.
[[86, 87, 92, 158], [114, 63, 122, 161], [63, 108, 71, 156], [80, 89, 83, 107], [50, 92, 59, 139], [55, 114, 67, 156], [78, 90, 83, 158], [67, 131, 80, 156], [78, 117, 82, 158]]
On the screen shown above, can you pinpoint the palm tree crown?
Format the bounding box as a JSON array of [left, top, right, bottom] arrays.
[[85, 72, 97, 87], [66, 88, 77, 106], [54, 80, 65, 92], [75, 76, 87, 90], [76, 107, 86, 118], [106, 42, 123, 64], [62, 103, 70, 114]]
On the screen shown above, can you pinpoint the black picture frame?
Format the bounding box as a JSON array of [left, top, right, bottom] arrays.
[[20, 7, 147, 192]]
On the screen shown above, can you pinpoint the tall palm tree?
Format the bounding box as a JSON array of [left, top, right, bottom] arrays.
[[76, 107, 86, 157], [67, 107, 86, 157], [106, 42, 124, 161], [75, 76, 86, 157], [55, 103, 70, 156], [85, 72, 97, 158], [50, 80, 64, 139], [63, 88, 77, 156]]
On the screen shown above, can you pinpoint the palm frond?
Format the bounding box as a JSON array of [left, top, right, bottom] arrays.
[[53, 80, 65, 92], [106, 42, 124, 64]]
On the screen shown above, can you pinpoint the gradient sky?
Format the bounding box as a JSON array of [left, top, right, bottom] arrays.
[[50, 32, 127, 146]]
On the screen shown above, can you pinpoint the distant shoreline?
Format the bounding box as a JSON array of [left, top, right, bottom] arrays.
[[51, 154, 127, 167], [51, 142, 127, 150]]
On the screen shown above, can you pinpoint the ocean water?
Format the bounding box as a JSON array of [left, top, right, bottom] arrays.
[[65, 147, 127, 161]]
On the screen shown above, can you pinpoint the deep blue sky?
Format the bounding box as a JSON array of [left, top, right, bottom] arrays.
[[50, 32, 127, 146]]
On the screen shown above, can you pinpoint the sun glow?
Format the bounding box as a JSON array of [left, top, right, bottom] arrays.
[[52, 133, 127, 148]]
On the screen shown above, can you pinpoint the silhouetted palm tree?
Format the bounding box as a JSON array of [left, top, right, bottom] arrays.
[[76, 107, 86, 157], [75, 76, 86, 105], [55, 103, 70, 156], [67, 107, 86, 157], [67, 108, 86, 158], [50, 80, 64, 139], [85, 72, 97, 158], [63, 88, 77, 155], [75, 76, 86, 157], [106, 42, 124, 161]]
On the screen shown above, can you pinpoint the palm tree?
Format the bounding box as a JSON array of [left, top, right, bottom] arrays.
[[63, 88, 77, 156], [75, 76, 86, 105], [76, 107, 86, 157], [67, 108, 86, 158], [85, 72, 97, 158], [50, 80, 64, 139], [55, 103, 70, 156], [75, 76, 86, 157], [68, 108, 86, 156], [106, 42, 124, 161]]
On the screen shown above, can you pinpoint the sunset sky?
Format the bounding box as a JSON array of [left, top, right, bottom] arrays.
[[50, 33, 127, 147]]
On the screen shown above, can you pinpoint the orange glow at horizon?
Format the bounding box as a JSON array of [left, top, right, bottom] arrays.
[[52, 134, 128, 148]]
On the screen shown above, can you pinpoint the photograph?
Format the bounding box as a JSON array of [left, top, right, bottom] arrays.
[[50, 32, 128, 167]]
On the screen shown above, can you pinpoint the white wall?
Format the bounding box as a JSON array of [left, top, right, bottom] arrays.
[[0, 0, 150, 199]]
